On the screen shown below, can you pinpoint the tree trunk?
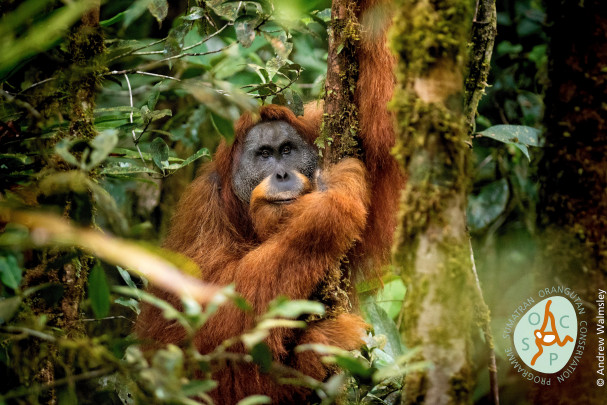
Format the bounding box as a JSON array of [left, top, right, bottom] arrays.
[[390, 0, 475, 403], [535, 0, 607, 403], [322, 0, 361, 163]]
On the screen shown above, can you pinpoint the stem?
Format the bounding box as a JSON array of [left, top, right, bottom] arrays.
[[464, 0, 497, 134], [465, 1, 499, 403], [123, 73, 146, 163], [108, 70, 180, 81], [469, 239, 499, 405]]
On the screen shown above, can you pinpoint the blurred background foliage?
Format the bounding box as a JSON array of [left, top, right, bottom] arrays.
[[0, 0, 547, 403]]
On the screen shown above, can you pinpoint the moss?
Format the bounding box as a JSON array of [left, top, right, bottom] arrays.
[[389, 0, 476, 403], [65, 25, 106, 141], [319, 0, 362, 162]]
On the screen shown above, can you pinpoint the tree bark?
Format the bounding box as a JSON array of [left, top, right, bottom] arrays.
[[322, 0, 361, 164], [535, 0, 607, 403], [390, 0, 475, 403]]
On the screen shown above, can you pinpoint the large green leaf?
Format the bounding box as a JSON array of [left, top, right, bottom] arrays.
[[362, 298, 404, 359], [477, 125, 542, 160], [0, 296, 22, 324], [88, 263, 111, 318], [88, 130, 118, 170], [150, 137, 170, 171], [0, 0, 94, 75], [147, 0, 168, 25], [0, 253, 22, 290], [467, 179, 509, 232]]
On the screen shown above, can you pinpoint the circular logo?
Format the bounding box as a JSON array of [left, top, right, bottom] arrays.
[[513, 296, 577, 374]]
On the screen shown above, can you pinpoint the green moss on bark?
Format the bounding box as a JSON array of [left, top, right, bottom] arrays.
[[319, 0, 361, 162], [389, 0, 476, 403]]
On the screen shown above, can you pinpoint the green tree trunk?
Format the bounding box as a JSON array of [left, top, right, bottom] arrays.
[[390, 0, 476, 403], [535, 0, 607, 403]]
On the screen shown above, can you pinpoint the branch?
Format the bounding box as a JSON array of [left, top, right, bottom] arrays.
[[464, 0, 497, 134], [123, 74, 146, 164], [106, 70, 180, 81], [0, 209, 224, 306], [469, 239, 499, 405], [464, 2, 499, 403]]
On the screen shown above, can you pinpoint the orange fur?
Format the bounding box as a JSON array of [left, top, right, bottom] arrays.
[[137, 146, 371, 403], [354, 0, 403, 276]]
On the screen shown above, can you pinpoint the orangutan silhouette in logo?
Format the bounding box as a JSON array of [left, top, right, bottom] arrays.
[[531, 299, 574, 366]]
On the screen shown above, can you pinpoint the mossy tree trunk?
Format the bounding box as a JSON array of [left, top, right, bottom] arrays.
[[535, 0, 607, 403], [389, 0, 475, 403], [59, 2, 105, 334], [322, 0, 361, 164], [21, 3, 105, 400]]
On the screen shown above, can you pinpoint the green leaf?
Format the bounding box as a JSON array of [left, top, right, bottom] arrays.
[[477, 125, 542, 146], [263, 298, 325, 319], [110, 147, 183, 164], [178, 148, 210, 169], [210, 113, 234, 138], [250, 342, 272, 372], [88, 263, 111, 318], [375, 278, 406, 320], [466, 179, 509, 232], [0, 254, 22, 290], [147, 81, 164, 110], [237, 395, 272, 405], [362, 298, 404, 358], [100, 164, 159, 176], [496, 40, 523, 56], [284, 89, 304, 116], [165, 21, 192, 62], [116, 266, 138, 289], [183, 7, 206, 21], [264, 31, 292, 59], [122, 0, 150, 29], [235, 16, 257, 48], [181, 380, 218, 396], [148, 0, 168, 26], [88, 130, 118, 170], [0, 0, 95, 75], [0, 153, 32, 164], [477, 125, 542, 160], [271, 94, 287, 106], [335, 354, 373, 378], [0, 296, 22, 324], [150, 138, 170, 171], [100, 11, 126, 27], [265, 56, 285, 80], [55, 139, 81, 168], [314, 8, 331, 22]]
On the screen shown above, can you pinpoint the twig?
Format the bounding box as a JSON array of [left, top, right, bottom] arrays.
[[156, 42, 236, 64], [18, 77, 56, 93], [123, 74, 146, 164], [242, 68, 302, 98], [1, 326, 56, 342], [107, 70, 180, 81], [0, 89, 41, 118], [464, 0, 497, 134], [182, 22, 232, 51], [469, 239, 499, 405], [107, 37, 167, 63]]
